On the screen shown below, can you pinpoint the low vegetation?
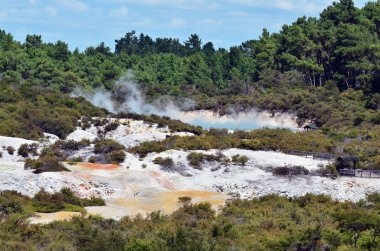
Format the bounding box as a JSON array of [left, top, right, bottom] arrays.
[[271, 165, 310, 176], [32, 188, 105, 213], [0, 83, 106, 140], [93, 139, 126, 164], [24, 155, 69, 174], [17, 143, 38, 158], [0, 192, 379, 250], [116, 112, 204, 135], [231, 154, 249, 166], [186, 152, 222, 168], [153, 157, 174, 169], [6, 146, 14, 155]]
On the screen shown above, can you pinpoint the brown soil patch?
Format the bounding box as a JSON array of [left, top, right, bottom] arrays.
[[78, 163, 120, 170]]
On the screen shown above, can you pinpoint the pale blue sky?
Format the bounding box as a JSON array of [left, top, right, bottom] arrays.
[[0, 0, 369, 51]]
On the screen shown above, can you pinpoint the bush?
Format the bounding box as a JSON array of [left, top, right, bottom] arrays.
[[68, 156, 83, 163], [32, 188, 105, 213], [18, 143, 38, 158], [6, 146, 15, 155], [316, 164, 339, 178], [94, 139, 125, 154], [187, 152, 205, 167], [18, 144, 29, 157], [88, 156, 96, 163], [24, 155, 69, 174], [81, 196, 106, 207], [32, 189, 65, 213], [105, 150, 126, 164], [104, 122, 119, 132], [56, 139, 91, 151], [0, 190, 28, 216], [187, 152, 222, 168], [272, 166, 309, 176], [129, 141, 166, 158], [231, 154, 249, 165], [93, 118, 108, 127], [153, 157, 174, 169]]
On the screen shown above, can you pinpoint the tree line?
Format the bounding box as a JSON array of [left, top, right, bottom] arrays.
[[0, 0, 379, 97]]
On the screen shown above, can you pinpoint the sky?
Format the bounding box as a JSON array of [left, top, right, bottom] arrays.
[[0, 0, 369, 51]]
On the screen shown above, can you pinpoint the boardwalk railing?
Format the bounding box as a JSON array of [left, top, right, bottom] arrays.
[[285, 150, 336, 160], [339, 169, 380, 178]]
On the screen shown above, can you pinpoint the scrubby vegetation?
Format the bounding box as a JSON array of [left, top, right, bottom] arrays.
[[17, 143, 38, 158], [315, 164, 340, 178], [186, 152, 222, 168], [271, 165, 310, 176], [0, 0, 380, 249], [130, 129, 336, 157], [129, 126, 380, 169], [0, 83, 106, 140], [24, 155, 69, 174], [116, 112, 204, 135], [32, 188, 105, 213], [231, 154, 249, 166], [6, 146, 14, 155], [93, 139, 126, 164], [0, 192, 379, 250], [153, 157, 174, 169], [0, 188, 104, 218]]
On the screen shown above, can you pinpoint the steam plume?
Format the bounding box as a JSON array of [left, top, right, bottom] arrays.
[[74, 73, 299, 130]]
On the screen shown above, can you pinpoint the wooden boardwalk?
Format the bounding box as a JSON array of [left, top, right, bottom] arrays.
[[339, 169, 380, 178]]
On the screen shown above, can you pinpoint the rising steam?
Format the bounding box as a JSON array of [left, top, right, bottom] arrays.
[[74, 73, 299, 130]]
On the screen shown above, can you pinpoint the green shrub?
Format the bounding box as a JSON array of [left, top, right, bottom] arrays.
[[24, 155, 69, 174], [187, 152, 205, 167], [94, 139, 125, 154], [316, 164, 339, 178], [17, 143, 38, 158], [129, 141, 166, 158], [6, 146, 15, 155], [56, 139, 91, 151], [231, 154, 249, 165], [105, 150, 126, 164], [0, 191, 28, 217], [186, 152, 222, 168], [104, 122, 119, 132], [81, 196, 106, 207], [153, 157, 174, 169], [32, 190, 65, 213], [32, 188, 105, 213], [18, 144, 29, 157], [88, 156, 96, 163], [272, 166, 309, 176], [68, 156, 83, 163]]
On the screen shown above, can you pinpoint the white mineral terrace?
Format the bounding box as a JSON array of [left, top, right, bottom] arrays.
[[0, 118, 378, 223]]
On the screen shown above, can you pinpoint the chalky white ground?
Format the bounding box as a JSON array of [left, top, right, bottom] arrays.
[[0, 119, 379, 221]]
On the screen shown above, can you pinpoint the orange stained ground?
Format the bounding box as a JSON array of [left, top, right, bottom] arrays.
[[112, 190, 227, 215], [78, 163, 120, 170]]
